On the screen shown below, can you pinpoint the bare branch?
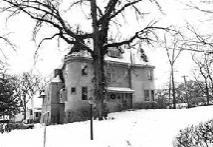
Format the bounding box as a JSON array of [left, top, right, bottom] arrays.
[[109, 0, 142, 19], [104, 26, 170, 49], [186, 2, 213, 14], [97, 0, 119, 24]]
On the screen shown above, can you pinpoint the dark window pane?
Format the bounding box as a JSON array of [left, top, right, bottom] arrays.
[[71, 87, 76, 94], [82, 87, 88, 100], [81, 65, 88, 76], [144, 90, 150, 101]]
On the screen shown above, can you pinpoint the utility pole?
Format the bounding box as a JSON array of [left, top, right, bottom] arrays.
[[182, 75, 189, 108]]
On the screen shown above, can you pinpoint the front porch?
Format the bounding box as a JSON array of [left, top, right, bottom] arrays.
[[106, 87, 134, 112]]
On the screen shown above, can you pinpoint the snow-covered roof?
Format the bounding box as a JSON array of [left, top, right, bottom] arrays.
[[106, 87, 134, 93], [51, 75, 62, 83], [64, 48, 153, 67], [105, 49, 151, 66]]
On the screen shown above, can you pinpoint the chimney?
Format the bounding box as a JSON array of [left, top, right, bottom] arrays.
[[54, 69, 61, 78]]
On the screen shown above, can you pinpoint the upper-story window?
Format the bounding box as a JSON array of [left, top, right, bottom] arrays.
[[106, 72, 112, 83], [81, 64, 88, 76], [106, 68, 116, 83], [147, 69, 153, 80]]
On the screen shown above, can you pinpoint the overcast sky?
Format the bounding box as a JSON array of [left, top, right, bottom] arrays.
[[0, 0, 211, 88]]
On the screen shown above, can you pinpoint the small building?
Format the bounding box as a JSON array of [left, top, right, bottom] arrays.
[[41, 48, 155, 125], [12, 107, 42, 123]]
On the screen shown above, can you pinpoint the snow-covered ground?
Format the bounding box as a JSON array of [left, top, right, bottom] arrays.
[[1, 106, 213, 147]]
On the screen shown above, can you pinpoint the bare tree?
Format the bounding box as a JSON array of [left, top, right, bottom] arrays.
[[163, 33, 185, 108], [185, 0, 213, 15], [13, 72, 46, 121], [192, 52, 213, 105], [0, 33, 16, 68], [0, 0, 172, 119]]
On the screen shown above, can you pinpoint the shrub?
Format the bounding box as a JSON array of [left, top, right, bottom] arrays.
[[67, 108, 90, 123], [174, 120, 213, 147], [133, 102, 160, 109]]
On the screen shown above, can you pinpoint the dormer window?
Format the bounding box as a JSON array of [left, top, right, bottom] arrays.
[[107, 48, 121, 58]]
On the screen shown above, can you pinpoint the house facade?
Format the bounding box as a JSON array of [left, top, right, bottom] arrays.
[[41, 49, 155, 125]]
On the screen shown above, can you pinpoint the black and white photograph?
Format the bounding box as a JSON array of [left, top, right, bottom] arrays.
[[0, 0, 213, 147]]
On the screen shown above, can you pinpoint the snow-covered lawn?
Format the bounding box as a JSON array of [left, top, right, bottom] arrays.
[[1, 106, 213, 147]]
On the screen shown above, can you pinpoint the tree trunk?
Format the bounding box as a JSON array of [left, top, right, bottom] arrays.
[[171, 66, 176, 109], [183, 76, 189, 108], [91, 0, 106, 120], [93, 58, 105, 120], [168, 72, 171, 108], [23, 94, 27, 120], [205, 79, 210, 105]]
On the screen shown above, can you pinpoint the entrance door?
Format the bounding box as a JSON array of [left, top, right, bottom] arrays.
[[122, 93, 133, 109]]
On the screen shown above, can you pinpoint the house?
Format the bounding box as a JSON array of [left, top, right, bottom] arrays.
[[40, 48, 155, 125], [12, 107, 42, 123]]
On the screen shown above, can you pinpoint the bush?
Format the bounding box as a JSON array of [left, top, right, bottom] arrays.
[[155, 97, 168, 109], [133, 102, 160, 109], [67, 106, 109, 122], [67, 108, 90, 123], [174, 120, 213, 147]]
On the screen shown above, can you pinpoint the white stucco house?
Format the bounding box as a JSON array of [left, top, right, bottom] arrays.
[[41, 47, 155, 124]]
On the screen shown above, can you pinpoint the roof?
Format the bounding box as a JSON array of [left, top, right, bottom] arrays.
[[105, 49, 150, 65], [64, 49, 154, 68], [106, 87, 134, 93]]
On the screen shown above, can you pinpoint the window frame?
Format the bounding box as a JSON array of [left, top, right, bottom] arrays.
[[71, 87, 76, 95], [82, 86, 88, 100], [144, 90, 150, 101], [147, 69, 153, 80], [81, 64, 88, 76]]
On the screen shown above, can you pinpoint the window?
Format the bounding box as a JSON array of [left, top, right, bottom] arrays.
[[144, 90, 150, 101], [71, 87, 76, 95], [82, 87, 88, 100], [81, 64, 88, 76], [60, 88, 67, 102], [107, 71, 114, 83], [107, 69, 116, 83], [151, 90, 155, 101], [147, 70, 153, 80]]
